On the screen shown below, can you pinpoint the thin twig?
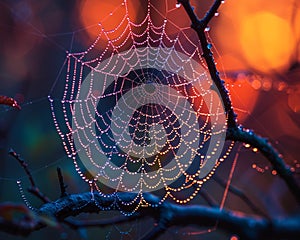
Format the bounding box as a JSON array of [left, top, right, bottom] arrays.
[[201, 0, 223, 26], [9, 149, 50, 203], [227, 127, 300, 202], [27, 187, 50, 203], [9, 149, 35, 187], [57, 167, 68, 198]]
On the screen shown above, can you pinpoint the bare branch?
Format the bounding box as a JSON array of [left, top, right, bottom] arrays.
[[57, 167, 68, 198], [178, 0, 237, 128], [9, 149, 35, 187], [1, 192, 299, 239], [227, 127, 300, 202], [9, 149, 50, 203], [27, 187, 50, 204], [201, 0, 223, 26], [178, 0, 300, 203]]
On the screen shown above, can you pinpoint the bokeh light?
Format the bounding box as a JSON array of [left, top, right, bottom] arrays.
[[240, 12, 294, 73], [215, 0, 299, 74], [78, 0, 141, 43]]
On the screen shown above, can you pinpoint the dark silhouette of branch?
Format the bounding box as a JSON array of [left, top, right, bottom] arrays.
[[1, 192, 299, 240], [9, 149, 50, 203], [227, 127, 300, 202], [178, 0, 300, 202], [177, 0, 237, 129], [57, 167, 68, 198]]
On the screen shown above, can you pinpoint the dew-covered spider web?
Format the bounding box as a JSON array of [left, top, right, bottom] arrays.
[[1, 0, 299, 239], [48, 0, 233, 212]]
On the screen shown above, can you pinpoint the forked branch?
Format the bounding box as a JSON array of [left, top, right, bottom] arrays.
[[9, 149, 50, 203], [1, 192, 299, 240], [178, 0, 300, 202]]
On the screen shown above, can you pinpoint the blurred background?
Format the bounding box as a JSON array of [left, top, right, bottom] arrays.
[[0, 0, 299, 239]]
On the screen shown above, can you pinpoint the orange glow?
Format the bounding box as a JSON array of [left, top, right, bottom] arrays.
[[240, 12, 294, 73], [214, 0, 299, 74], [251, 79, 262, 90], [226, 76, 260, 122], [216, 54, 247, 72], [165, 4, 191, 36], [262, 79, 272, 91], [78, 0, 140, 42], [288, 84, 300, 113]]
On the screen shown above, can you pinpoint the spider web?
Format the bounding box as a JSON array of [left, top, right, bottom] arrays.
[[0, 1, 299, 240], [2, 0, 286, 239], [48, 0, 232, 213]]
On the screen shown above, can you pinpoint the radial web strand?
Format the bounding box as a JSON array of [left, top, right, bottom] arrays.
[[48, 0, 233, 213]]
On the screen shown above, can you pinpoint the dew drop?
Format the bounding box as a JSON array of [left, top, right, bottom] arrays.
[[215, 12, 220, 17], [244, 143, 251, 148], [204, 27, 210, 32], [207, 43, 212, 49], [176, 3, 181, 8]]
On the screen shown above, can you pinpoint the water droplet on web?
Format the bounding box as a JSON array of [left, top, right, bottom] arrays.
[[252, 148, 258, 153], [51, 0, 230, 212], [243, 143, 251, 148], [271, 170, 277, 175]]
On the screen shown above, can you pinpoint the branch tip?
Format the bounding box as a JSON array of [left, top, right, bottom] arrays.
[[57, 167, 68, 198]]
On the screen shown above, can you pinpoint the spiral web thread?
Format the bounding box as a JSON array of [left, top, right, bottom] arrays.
[[49, 0, 233, 212]]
